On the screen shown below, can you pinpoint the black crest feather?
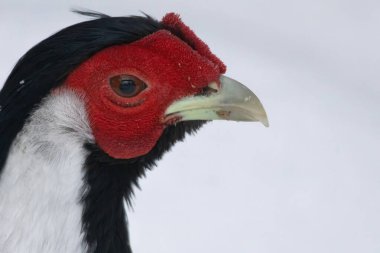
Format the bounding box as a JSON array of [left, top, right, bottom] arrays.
[[72, 9, 111, 19]]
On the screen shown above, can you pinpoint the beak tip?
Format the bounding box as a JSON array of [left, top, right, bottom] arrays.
[[260, 117, 269, 127]]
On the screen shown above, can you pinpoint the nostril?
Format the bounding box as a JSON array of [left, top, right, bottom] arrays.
[[198, 83, 219, 96]]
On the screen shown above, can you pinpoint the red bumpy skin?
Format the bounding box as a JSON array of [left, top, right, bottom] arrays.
[[65, 13, 226, 159]]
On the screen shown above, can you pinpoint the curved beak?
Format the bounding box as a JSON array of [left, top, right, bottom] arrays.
[[164, 75, 269, 127]]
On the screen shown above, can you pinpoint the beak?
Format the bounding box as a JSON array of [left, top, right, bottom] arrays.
[[164, 75, 269, 127]]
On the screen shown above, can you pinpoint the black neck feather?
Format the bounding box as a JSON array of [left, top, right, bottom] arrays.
[[81, 121, 205, 253]]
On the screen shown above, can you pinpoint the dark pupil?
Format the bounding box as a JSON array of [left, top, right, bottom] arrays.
[[119, 79, 136, 95]]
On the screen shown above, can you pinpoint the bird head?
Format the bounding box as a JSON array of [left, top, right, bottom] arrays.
[[0, 11, 269, 253], [62, 12, 268, 159]]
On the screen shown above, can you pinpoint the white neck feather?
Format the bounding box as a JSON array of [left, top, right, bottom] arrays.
[[0, 89, 93, 253]]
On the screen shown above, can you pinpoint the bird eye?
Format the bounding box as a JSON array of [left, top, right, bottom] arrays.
[[109, 75, 147, 98]]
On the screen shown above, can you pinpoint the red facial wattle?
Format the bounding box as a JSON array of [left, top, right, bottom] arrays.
[[65, 15, 226, 159]]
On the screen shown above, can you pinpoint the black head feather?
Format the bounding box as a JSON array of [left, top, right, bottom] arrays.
[[72, 9, 111, 19]]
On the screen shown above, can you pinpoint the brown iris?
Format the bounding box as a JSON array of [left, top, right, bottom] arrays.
[[109, 75, 147, 98]]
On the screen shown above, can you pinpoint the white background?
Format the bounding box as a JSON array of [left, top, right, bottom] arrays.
[[1, 1, 379, 252]]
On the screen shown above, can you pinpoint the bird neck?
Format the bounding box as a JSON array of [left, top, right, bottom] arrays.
[[0, 88, 204, 253], [0, 90, 138, 253], [81, 143, 144, 253]]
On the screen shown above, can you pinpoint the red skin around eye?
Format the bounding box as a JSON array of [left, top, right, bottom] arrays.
[[65, 19, 225, 159]]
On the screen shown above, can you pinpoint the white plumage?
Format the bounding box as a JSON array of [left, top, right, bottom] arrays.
[[0, 90, 93, 252]]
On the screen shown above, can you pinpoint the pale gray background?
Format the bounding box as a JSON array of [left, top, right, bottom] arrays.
[[1, 1, 379, 252]]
